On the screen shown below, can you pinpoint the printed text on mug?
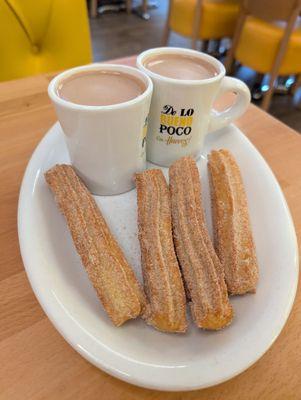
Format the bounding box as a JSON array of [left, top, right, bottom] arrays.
[[157, 105, 194, 147]]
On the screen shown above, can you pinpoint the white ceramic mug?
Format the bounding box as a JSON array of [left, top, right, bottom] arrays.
[[48, 64, 153, 195], [137, 47, 250, 167]]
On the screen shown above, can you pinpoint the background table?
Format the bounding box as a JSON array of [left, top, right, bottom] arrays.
[[0, 56, 300, 400]]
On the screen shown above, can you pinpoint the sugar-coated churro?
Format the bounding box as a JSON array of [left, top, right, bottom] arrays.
[[169, 157, 233, 330], [135, 169, 187, 332], [45, 164, 146, 327], [208, 149, 259, 295]]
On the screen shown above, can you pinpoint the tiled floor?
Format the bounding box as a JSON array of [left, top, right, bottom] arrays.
[[90, 0, 301, 132]]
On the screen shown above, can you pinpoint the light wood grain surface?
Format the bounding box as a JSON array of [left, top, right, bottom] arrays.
[[0, 56, 300, 400]]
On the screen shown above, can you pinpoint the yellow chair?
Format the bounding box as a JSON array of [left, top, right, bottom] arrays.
[[225, 0, 301, 110], [0, 0, 92, 82], [162, 0, 239, 50]]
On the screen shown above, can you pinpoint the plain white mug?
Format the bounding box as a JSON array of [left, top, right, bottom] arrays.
[[137, 47, 251, 167], [48, 64, 153, 195]]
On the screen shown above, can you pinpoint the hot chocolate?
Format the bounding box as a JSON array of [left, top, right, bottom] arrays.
[[143, 53, 218, 80], [56, 70, 146, 106]]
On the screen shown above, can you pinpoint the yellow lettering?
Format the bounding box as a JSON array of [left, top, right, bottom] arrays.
[[160, 115, 193, 127], [160, 114, 166, 124], [179, 116, 186, 125], [186, 116, 193, 125], [166, 115, 172, 125], [173, 116, 179, 126]]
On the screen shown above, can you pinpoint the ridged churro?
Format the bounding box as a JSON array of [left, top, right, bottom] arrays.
[[208, 149, 259, 294], [169, 157, 233, 330], [45, 164, 145, 327], [135, 169, 187, 332]]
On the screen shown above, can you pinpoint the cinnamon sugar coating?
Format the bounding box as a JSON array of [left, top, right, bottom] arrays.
[[45, 164, 146, 327], [208, 150, 258, 295], [135, 169, 187, 332], [169, 157, 233, 330]]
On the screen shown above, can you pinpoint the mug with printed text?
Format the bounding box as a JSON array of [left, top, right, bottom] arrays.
[[137, 47, 250, 167]]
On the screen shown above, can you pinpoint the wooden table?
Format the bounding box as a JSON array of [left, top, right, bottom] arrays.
[[1, 56, 300, 400]]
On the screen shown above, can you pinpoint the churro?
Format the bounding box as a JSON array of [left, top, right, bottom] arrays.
[[135, 169, 187, 333], [169, 157, 233, 330], [45, 164, 145, 327], [208, 149, 258, 294]]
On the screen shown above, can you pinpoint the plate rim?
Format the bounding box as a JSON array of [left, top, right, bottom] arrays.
[[17, 122, 299, 391]]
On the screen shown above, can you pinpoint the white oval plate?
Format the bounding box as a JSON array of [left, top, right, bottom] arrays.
[[18, 122, 298, 391]]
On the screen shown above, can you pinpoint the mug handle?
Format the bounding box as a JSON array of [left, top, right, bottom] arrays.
[[208, 76, 251, 133]]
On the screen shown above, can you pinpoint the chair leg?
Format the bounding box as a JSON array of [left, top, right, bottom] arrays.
[[161, 24, 170, 46], [224, 43, 236, 74], [224, 13, 246, 73], [290, 74, 301, 96], [224, 32, 241, 75], [260, 2, 301, 111], [162, 22, 170, 45], [261, 74, 277, 111], [231, 61, 241, 77], [142, 0, 148, 15], [90, 0, 98, 18], [126, 0, 132, 14], [200, 39, 209, 53], [292, 77, 301, 109], [210, 39, 221, 57], [162, 0, 172, 46], [191, 38, 198, 50], [191, 0, 202, 50], [251, 73, 264, 101]]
